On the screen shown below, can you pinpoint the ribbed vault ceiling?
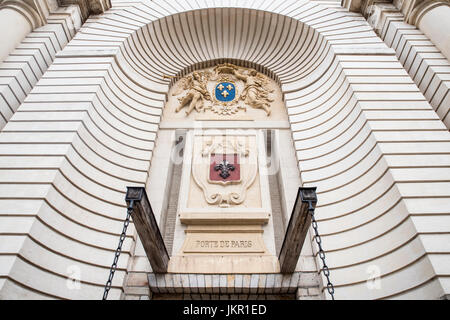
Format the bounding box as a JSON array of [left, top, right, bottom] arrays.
[[117, 8, 330, 93]]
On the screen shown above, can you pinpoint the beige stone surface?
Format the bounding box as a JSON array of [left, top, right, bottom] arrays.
[[187, 133, 261, 209], [365, 3, 450, 129], [181, 225, 268, 255], [168, 255, 280, 274], [0, 4, 83, 129], [168, 129, 277, 272]]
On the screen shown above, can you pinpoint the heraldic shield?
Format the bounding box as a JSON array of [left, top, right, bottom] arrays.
[[210, 153, 240, 183], [192, 135, 258, 207], [215, 82, 236, 102]]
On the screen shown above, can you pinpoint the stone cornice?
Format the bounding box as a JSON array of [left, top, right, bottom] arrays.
[[58, 0, 111, 20], [343, 0, 450, 27], [0, 0, 111, 29]]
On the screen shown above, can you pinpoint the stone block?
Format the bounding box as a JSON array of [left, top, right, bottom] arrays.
[[257, 274, 266, 294], [219, 274, 227, 294], [172, 273, 183, 293], [289, 272, 301, 292], [124, 286, 150, 296], [249, 274, 259, 294], [308, 287, 321, 296], [242, 274, 251, 294], [265, 274, 275, 294], [296, 288, 308, 299], [164, 273, 174, 294], [189, 274, 198, 293], [234, 274, 243, 292], [125, 272, 148, 287], [204, 274, 213, 293], [298, 295, 321, 300], [226, 274, 235, 294], [212, 275, 220, 294], [280, 274, 291, 294], [180, 274, 190, 293], [298, 272, 320, 288], [197, 274, 205, 293], [155, 273, 167, 293], [148, 273, 159, 293], [273, 274, 283, 293]]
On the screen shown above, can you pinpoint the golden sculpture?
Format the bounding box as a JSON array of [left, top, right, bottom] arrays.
[[172, 71, 211, 115]]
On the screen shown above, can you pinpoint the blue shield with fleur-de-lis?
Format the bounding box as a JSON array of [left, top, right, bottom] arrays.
[[215, 82, 236, 102]]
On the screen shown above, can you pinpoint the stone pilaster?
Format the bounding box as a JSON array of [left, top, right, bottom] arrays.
[[0, 0, 111, 129], [348, 0, 450, 128]]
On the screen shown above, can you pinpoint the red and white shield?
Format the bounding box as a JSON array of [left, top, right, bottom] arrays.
[[209, 153, 240, 183]]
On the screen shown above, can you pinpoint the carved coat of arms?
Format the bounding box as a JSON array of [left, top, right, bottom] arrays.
[[192, 137, 257, 207], [171, 63, 274, 116]]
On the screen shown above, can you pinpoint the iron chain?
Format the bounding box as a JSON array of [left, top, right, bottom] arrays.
[[309, 203, 335, 300], [102, 200, 134, 300]]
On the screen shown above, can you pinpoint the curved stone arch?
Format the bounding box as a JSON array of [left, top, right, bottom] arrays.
[[115, 8, 330, 90], [100, 9, 335, 116], [0, 0, 449, 300], [65, 0, 386, 89]]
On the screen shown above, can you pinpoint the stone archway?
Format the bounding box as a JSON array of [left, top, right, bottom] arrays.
[[0, 1, 449, 300]]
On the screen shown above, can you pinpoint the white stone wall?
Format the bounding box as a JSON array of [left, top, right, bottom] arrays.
[[363, 3, 450, 129], [0, 5, 82, 129], [0, 0, 449, 300]]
